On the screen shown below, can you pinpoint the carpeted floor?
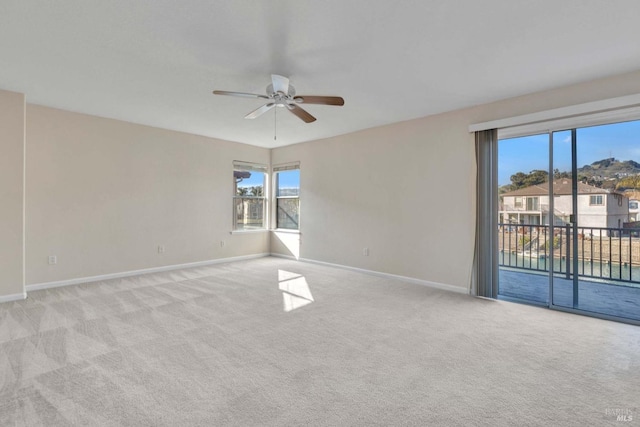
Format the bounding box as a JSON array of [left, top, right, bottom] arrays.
[[0, 256, 638, 426]]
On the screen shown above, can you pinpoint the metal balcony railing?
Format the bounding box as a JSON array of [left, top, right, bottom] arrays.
[[498, 223, 640, 284]]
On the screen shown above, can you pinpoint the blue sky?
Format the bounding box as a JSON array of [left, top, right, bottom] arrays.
[[276, 169, 300, 189], [237, 172, 265, 188], [237, 169, 300, 189], [498, 120, 640, 185]]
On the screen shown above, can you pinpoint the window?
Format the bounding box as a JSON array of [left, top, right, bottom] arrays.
[[514, 197, 523, 208], [630, 201, 639, 210], [589, 195, 604, 206], [233, 161, 267, 230], [526, 197, 539, 211], [274, 163, 300, 230]]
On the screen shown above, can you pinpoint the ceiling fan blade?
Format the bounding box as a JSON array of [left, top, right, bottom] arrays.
[[271, 74, 290, 95], [294, 95, 345, 106], [287, 104, 316, 123], [213, 90, 269, 99], [244, 103, 275, 119]]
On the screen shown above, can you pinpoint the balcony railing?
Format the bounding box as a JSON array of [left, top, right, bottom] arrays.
[[502, 204, 533, 211], [501, 205, 573, 222], [498, 223, 640, 284]]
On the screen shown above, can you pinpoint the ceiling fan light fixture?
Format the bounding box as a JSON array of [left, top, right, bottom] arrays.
[[212, 74, 343, 123]]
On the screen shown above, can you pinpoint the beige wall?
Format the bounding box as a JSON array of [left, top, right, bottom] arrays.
[[271, 70, 640, 290], [4, 69, 640, 295], [271, 110, 476, 288], [26, 105, 270, 285], [0, 90, 25, 299]]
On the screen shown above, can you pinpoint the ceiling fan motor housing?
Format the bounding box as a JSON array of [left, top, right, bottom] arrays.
[[267, 83, 296, 107]]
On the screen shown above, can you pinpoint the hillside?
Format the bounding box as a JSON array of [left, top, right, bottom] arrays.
[[502, 158, 640, 192], [578, 158, 640, 178]]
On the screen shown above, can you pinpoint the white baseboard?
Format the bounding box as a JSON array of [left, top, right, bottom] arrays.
[[26, 253, 270, 292], [0, 291, 27, 304], [270, 253, 470, 295], [270, 253, 298, 261], [24, 251, 468, 296]]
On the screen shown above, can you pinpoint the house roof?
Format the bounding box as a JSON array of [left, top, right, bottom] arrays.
[[3, 2, 640, 148], [502, 179, 613, 197]]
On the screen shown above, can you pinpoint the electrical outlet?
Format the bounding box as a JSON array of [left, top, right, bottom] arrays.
[[48, 255, 57, 265], [158, 245, 165, 254], [363, 247, 369, 256], [220, 240, 226, 247]]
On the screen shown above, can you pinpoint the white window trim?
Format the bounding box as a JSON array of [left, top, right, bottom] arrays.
[[470, 92, 640, 137], [233, 160, 268, 173], [272, 162, 300, 231], [230, 229, 269, 235], [271, 228, 301, 234], [233, 160, 268, 231], [273, 161, 300, 172]]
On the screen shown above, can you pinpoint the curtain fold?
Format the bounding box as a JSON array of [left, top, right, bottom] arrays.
[[473, 129, 499, 298]]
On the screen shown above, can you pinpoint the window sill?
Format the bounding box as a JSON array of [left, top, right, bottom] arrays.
[[271, 229, 301, 234], [230, 229, 269, 235]]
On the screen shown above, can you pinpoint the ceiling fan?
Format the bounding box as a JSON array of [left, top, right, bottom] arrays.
[[213, 74, 344, 123]]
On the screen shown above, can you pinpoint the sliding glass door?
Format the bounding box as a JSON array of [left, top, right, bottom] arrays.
[[550, 122, 640, 322], [549, 129, 579, 310], [497, 120, 640, 323], [497, 133, 550, 305]]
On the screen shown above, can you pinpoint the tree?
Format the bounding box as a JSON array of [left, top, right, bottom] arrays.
[[509, 172, 528, 190], [237, 187, 248, 196], [554, 169, 570, 179], [509, 169, 548, 190], [616, 176, 640, 190], [579, 174, 603, 188], [250, 186, 263, 196]]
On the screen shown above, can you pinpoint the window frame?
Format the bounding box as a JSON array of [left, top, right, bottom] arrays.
[[481, 111, 640, 326], [514, 197, 523, 208], [273, 162, 300, 231], [526, 196, 539, 211], [233, 161, 268, 231], [589, 195, 604, 206]]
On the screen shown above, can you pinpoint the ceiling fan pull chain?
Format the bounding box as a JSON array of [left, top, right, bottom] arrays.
[[274, 106, 277, 140]]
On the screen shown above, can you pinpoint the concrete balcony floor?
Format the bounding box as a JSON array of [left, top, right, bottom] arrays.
[[499, 268, 640, 322]]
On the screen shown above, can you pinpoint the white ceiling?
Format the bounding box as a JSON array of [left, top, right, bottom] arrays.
[[2, 1, 640, 148]]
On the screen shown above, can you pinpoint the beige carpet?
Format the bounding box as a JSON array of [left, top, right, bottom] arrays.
[[0, 256, 638, 426]]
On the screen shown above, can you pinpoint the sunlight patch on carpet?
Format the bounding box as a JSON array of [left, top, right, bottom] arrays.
[[278, 270, 314, 312]]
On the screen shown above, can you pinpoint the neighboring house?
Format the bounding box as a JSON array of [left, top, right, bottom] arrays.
[[500, 179, 629, 233], [629, 199, 640, 222]]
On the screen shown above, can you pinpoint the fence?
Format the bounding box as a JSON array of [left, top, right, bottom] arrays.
[[498, 223, 640, 284]]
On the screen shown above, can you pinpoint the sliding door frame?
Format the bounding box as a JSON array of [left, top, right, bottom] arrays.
[[491, 124, 640, 326]]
